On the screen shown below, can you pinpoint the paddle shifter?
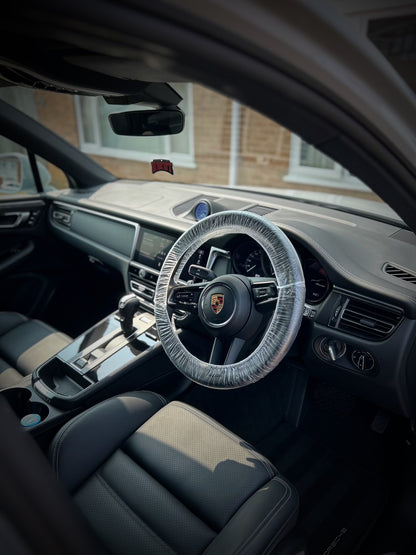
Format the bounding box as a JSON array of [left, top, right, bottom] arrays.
[[118, 293, 141, 336]]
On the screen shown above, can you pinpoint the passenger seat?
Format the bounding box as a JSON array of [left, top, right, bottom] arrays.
[[0, 312, 71, 390]]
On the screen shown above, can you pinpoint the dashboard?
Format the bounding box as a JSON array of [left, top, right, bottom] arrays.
[[126, 224, 331, 301], [127, 227, 333, 310], [48, 179, 416, 418]]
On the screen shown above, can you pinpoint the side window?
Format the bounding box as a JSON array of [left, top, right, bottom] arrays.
[[285, 134, 371, 192], [0, 136, 68, 196], [0, 136, 38, 195]]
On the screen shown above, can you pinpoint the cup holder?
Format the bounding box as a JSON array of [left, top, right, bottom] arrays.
[[2, 387, 49, 427]]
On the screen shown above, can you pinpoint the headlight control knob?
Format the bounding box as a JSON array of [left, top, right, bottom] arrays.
[[351, 350, 375, 372]]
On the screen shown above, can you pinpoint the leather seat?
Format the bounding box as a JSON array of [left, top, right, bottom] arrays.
[[0, 311, 71, 390], [50, 391, 299, 554]]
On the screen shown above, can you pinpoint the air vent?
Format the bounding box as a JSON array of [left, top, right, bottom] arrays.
[[338, 297, 403, 340], [384, 263, 416, 285], [247, 205, 276, 216]]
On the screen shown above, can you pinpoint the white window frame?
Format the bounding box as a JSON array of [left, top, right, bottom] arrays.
[[284, 134, 370, 191], [74, 83, 195, 169]]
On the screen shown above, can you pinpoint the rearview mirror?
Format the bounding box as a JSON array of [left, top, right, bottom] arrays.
[[109, 108, 184, 136]]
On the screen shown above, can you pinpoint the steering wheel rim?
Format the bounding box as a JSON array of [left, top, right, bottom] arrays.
[[154, 211, 305, 389]]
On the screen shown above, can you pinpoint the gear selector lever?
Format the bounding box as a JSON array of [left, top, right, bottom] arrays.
[[118, 293, 141, 336]]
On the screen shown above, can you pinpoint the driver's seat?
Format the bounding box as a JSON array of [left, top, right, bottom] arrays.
[[50, 391, 299, 554]]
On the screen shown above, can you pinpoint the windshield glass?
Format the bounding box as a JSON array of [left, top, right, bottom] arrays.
[[0, 85, 403, 224]]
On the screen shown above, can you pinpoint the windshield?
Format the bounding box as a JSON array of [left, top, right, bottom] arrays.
[[0, 84, 403, 224]]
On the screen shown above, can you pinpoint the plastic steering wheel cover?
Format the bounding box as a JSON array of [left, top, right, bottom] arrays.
[[154, 211, 305, 389]]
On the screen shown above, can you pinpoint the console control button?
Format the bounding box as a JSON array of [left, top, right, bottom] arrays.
[[74, 357, 88, 369]]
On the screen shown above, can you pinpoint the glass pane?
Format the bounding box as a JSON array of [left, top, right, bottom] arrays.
[[0, 86, 38, 119], [0, 136, 37, 194], [300, 141, 335, 169], [36, 155, 69, 191], [0, 136, 25, 155], [170, 83, 190, 154], [0, 84, 398, 221], [79, 97, 96, 143]]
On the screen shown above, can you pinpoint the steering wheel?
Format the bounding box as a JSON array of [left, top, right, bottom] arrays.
[[154, 211, 305, 389]]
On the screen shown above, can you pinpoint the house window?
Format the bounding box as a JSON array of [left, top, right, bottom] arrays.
[[74, 83, 195, 168], [284, 134, 369, 191]]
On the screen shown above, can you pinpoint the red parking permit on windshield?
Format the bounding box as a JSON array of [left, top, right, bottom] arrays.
[[151, 159, 174, 175]]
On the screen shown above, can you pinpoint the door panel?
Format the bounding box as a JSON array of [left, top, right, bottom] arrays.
[[0, 197, 124, 336], [0, 198, 52, 316]]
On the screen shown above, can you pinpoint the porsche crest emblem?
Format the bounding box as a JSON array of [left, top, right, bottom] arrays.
[[211, 293, 224, 314]]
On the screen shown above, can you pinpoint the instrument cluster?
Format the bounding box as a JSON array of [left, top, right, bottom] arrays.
[[231, 239, 331, 305]]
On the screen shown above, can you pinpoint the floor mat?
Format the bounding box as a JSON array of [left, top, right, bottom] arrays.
[[256, 421, 387, 555]]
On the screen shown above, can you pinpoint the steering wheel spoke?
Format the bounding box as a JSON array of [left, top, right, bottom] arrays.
[[209, 337, 225, 364], [168, 283, 205, 314], [209, 336, 247, 365]]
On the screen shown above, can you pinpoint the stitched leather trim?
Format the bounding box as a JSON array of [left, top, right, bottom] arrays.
[[51, 391, 166, 479]]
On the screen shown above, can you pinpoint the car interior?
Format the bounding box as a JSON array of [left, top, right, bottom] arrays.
[[0, 1, 416, 554]]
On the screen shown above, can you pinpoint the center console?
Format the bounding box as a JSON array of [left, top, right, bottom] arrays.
[[1, 224, 209, 436], [1, 304, 176, 438], [32, 308, 159, 407]]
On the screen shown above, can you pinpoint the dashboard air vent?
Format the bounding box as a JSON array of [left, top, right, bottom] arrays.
[[384, 263, 416, 285], [338, 297, 402, 340]]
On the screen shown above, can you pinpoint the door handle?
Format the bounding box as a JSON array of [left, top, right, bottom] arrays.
[[0, 211, 30, 228]]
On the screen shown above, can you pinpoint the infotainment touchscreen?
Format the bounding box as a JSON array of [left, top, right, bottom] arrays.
[[134, 228, 177, 270]]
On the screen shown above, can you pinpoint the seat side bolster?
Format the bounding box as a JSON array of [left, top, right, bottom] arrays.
[[0, 312, 28, 337], [0, 357, 23, 389], [0, 319, 72, 374], [203, 477, 299, 555], [49, 391, 167, 492]]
